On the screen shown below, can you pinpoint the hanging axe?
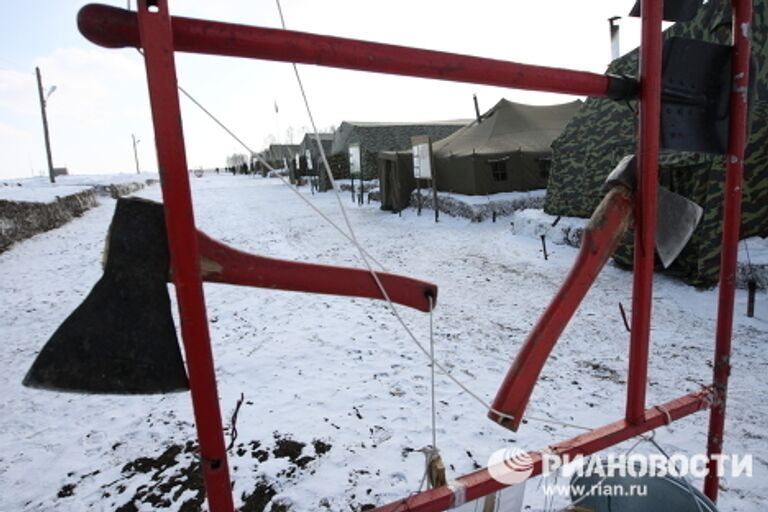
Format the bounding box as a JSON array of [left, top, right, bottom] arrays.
[[23, 197, 437, 394], [489, 155, 702, 431]]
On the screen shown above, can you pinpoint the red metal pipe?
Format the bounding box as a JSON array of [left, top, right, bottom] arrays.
[[196, 231, 438, 312], [625, 0, 664, 425], [77, 3, 620, 98], [375, 390, 712, 512], [704, 0, 752, 501], [136, 2, 234, 511], [489, 186, 634, 431]]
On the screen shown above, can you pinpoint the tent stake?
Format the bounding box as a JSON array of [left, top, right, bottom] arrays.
[[747, 280, 756, 318]]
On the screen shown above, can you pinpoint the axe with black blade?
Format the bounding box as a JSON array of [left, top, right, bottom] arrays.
[[23, 197, 437, 394], [489, 155, 702, 431]]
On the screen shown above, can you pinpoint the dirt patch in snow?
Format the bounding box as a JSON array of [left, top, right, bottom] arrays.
[[55, 432, 334, 511]]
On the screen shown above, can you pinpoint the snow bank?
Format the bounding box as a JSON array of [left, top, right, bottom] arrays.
[[737, 237, 768, 289], [0, 175, 158, 252], [510, 208, 586, 248], [411, 188, 545, 222], [511, 208, 768, 289]]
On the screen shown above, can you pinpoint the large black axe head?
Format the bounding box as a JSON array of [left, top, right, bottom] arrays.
[[23, 198, 189, 394]]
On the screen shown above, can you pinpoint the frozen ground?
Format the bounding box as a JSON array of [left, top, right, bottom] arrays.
[[0, 175, 766, 511]]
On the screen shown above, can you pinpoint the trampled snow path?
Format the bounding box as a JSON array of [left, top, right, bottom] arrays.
[[1, 175, 765, 511]]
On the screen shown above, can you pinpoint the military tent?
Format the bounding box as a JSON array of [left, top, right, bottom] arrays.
[[378, 151, 415, 212], [297, 132, 334, 177], [329, 120, 468, 180], [545, 0, 768, 286], [432, 99, 582, 195], [257, 143, 300, 175]]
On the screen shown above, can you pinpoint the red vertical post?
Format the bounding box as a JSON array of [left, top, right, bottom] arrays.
[[136, 1, 234, 511], [705, 0, 752, 500], [626, 0, 663, 424]]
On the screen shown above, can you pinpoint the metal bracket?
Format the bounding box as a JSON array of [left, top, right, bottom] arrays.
[[660, 37, 755, 154]]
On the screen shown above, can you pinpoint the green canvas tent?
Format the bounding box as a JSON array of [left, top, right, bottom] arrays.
[[432, 99, 582, 195], [330, 120, 468, 180], [378, 151, 415, 212], [297, 132, 334, 177], [545, 0, 768, 286]]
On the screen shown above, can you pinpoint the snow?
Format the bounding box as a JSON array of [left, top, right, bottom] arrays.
[[510, 208, 587, 248], [740, 236, 768, 265], [432, 189, 546, 207], [0, 184, 93, 204], [0, 174, 159, 203], [1, 175, 766, 511]]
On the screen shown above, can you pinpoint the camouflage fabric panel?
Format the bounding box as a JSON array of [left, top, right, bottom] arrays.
[[742, 100, 768, 240], [552, 0, 768, 286]]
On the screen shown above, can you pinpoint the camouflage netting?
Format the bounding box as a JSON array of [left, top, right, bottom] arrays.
[[545, 0, 768, 286]]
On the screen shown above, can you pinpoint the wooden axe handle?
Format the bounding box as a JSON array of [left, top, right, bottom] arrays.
[[196, 231, 437, 313], [489, 185, 634, 431]]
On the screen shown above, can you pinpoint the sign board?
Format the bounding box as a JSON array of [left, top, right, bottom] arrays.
[[348, 144, 361, 176], [305, 149, 313, 170], [412, 135, 432, 180], [295, 153, 300, 168]]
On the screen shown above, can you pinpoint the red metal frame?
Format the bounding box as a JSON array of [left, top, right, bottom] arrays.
[[376, 389, 712, 512], [195, 231, 437, 312], [135, 3, 234, 511], [78, 4, 620, 98], [625, 0, 664, 425], [77, 1, 750, 509], [705, 0, 753, 500]]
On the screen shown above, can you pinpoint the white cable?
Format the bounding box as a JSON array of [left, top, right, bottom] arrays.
[[132, 48, 387, 269], [274, 0, 380, 274], [429, 296, 437, 451], [273, 0, 594, 435]]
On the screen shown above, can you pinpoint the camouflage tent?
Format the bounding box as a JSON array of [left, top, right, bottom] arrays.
[[378, 151, 415, 212], [545, 0, 768, 286], [433, 99, 582, 195], [330, 120, 468, 180]]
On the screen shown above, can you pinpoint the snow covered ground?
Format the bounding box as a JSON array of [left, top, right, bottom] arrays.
[[1, 175, 766, 511], [0, 174, 159, 203]]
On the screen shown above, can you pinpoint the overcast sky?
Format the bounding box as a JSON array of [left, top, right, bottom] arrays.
[[0, 0, 644, 179]]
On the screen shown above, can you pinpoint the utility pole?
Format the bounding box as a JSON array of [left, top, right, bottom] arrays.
[[35, 67, 55, 183], [132, 134, 141, 173]]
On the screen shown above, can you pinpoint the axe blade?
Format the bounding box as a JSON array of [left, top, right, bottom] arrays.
[[23, 198, 189, 394], [655, 186, 703, 269]]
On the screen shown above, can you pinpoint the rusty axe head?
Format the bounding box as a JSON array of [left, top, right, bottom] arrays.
[[605, 155, 703, 268], [23, 198, 189, 394]]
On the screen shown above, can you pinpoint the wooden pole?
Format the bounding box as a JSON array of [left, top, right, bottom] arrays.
[[35, 67, 55, 183]]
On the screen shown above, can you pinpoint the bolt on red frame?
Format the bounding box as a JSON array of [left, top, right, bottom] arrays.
[[76, 0, 751, 509]]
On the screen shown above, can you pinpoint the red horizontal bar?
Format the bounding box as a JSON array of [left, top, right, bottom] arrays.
[[196, 231, 437, 312], [374, 389, 712, 512], [78, 4, 614, 97]]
